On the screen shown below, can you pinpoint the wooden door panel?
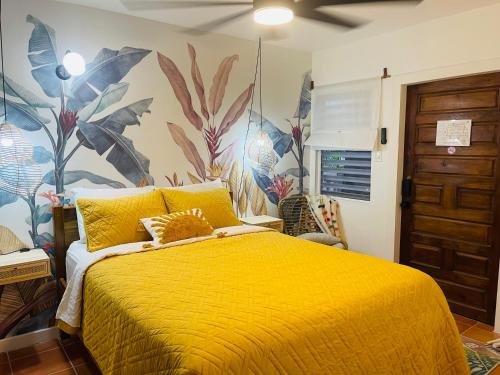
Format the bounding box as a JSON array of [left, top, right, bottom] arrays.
[[401, 72, 500, 324], [416, 157, 495, 176], [419, 90, 499, 112], [417, 123, 498, 143]]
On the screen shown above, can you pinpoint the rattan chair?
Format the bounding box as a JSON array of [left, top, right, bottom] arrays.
[[278, 195, 321, 236]]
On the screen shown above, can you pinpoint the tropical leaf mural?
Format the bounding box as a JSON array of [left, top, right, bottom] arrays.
[[0, 14, 154, 337]]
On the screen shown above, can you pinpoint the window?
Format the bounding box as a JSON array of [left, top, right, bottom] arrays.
[[320, 150, 372, 201]]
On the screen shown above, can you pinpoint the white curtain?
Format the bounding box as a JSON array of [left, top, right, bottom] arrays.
[[306, 78, 380, 150]]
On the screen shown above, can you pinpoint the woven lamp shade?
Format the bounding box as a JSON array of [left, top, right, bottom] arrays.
[[0, 123, 42, 196], [247, 130, 277, 174]]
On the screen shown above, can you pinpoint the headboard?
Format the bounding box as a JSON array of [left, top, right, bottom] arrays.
[[53, 206, 79, 283]]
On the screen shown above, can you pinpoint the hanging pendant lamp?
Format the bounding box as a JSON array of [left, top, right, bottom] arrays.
[[0, 0, 41, 196]]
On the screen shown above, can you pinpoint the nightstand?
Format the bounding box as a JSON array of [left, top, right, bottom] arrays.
[[241, 215, 284, 233], [0, 249, 51, 297]]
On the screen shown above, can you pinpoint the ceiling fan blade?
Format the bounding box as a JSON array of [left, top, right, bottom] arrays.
[[294, 8, 364, 29], [122, 1, 252, 11], [186, 8, 254, 35], [306, 0, 421, 7]]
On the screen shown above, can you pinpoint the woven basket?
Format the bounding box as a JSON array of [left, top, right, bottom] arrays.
[[278, 195, 321, 236]]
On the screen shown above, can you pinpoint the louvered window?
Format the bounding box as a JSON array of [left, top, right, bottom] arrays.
[[320, 150, 372, 201]]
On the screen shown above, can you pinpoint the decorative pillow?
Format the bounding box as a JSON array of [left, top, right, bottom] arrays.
[[160, 188, 240, 229], [141, 208, 214, 244], [156, 178, 223, 192], [71, 186, 155, 244], [78, 190, 167, 252], [297, 232, 342, 246]]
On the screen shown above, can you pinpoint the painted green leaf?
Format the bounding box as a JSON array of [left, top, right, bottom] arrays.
[[77, 82, 129, 122], [0, 98, 50, 131], [0, 73, 54, 108], [294, 70, 312, 119], [26, 15, 62, 98], [0, 190, 18, 208], [77, 98, 152, 152], [42, 170, 126, 188], [33, 146, 53, 164], [69, 47, 151, 111], [249, 110, 292, 158]]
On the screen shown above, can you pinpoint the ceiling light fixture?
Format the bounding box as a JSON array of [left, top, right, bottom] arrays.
[[253, 6, 294, 26]]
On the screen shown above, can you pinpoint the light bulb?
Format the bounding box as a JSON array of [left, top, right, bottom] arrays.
[[0, 137, 13, 147], [63, 52, 86, 76], [254, 7, 294, 26]]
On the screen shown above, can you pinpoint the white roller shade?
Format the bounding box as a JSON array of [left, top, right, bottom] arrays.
[[307, 78, 380, 150]]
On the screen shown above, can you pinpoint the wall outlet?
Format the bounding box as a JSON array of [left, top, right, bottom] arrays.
[[374, 151, 383, 162]]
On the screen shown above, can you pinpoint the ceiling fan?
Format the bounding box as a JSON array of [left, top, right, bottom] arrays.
[[121, 0, 422, 33]]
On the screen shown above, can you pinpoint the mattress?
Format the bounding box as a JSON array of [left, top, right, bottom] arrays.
[[79, 231, 468, 375]]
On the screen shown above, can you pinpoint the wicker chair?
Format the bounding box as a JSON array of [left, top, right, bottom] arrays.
[[278, 195, 321, 236]]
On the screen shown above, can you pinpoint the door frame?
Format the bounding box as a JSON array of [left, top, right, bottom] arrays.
[[399, 73, 500, 324]]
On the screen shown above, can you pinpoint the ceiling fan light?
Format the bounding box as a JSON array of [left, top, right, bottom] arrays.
[[254, 7, 293, 26]]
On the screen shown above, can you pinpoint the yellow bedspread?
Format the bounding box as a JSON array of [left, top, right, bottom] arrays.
[[81, 232, 468, 375]]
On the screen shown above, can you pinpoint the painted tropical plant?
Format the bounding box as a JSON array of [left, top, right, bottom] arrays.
[[157, 44, 254, 185], [0, 15, 154, 249], [250, 71, 312, 206]]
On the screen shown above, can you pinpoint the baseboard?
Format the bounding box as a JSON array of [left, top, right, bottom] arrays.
[[0, 327, 59, 353]]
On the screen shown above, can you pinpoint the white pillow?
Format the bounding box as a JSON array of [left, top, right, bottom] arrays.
[[70, 186, 155, 244], [155, 178, 223, 192], [297, 232, 341, 246]]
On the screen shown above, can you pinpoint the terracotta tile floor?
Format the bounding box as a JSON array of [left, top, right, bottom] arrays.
[[1, 314, 499, 374], [0, 337, 100, 375]]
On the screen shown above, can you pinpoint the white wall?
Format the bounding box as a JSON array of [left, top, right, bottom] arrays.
[[312, 2, 500, 330]]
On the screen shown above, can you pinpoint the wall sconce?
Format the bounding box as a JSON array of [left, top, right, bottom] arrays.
[[55, 51, 86, 80]]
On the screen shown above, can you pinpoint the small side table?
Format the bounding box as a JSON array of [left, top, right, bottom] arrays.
[[0, 249, 51, 295], [241, 215, 284, 233]]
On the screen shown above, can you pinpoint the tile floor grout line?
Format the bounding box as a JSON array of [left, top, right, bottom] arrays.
[[60, 340, 78, 374], [8, 343, 62, 362], [461, 322, 480, 337], [6, 351, 13, 375]]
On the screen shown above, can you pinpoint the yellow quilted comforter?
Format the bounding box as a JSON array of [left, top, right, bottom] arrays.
[[81, 231, 468, 375]]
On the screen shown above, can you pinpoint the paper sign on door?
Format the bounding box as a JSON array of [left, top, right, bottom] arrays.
[[436, 120, 472, 147]]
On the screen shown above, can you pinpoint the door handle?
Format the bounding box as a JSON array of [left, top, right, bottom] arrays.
[[400, 176, 413, 209]]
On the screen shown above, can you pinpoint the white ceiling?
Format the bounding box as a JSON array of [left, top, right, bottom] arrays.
[[54, 0, 500, 51]]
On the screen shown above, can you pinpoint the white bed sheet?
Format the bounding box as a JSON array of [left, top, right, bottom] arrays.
[[66, 241, 94, 282]]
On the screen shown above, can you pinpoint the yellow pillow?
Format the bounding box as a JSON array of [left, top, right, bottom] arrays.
[[78, 190, 167, 252], [141, 208, 214, 244], [160, 188, 240, 229]]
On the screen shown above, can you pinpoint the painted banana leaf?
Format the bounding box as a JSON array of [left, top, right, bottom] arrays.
[[167, 122, 206, 180], [26, 15, 61, 98], [249, 110, 293, 158], [26, 204, 52, 226], [0, 74, 54, 108], [281, 167, 310, 178], [68, 47, 151, 111], [77, 82, 129, 122], [252, 168, 279, 205], [77, 98, 152, 151], [294, 70, 312, 119], [34, 232, 54, 250], [78, 122, 153, 186], [0, 190, 18, 208], [0, 98, 50, 131], [42, 170, 125, 188], [32, 146, 53, 164]]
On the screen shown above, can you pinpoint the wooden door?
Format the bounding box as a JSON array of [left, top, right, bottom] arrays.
[[401, 72, 500, 324]]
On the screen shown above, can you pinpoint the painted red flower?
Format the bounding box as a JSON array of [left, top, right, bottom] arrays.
[[59, 110, 78, 137], [267, 175, 294, 200], [38, 190, 60, 207]]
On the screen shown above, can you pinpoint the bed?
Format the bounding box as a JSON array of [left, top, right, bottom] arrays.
[[53, 205, 469, 375]]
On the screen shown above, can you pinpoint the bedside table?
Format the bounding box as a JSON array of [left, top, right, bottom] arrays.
[[0, 249, 51, 298], [241, 215, 284, 233]]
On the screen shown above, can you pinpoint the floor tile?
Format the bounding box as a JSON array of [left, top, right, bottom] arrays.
[[9, 339, 60, 361], [63, 341, 92, 367], [48, 369, 76, 375], [0, 352, 8, 364], [10, 347, 72, 375], [455, 320, 475, 333], [74, 361, 101, 375], [474, 322, 495, 332], [463, 325, 500, 344], [0, 362, 12, 375], [452, 313, 477, 325]]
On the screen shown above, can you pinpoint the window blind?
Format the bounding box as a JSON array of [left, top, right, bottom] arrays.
[[320, 150, 371, 201]]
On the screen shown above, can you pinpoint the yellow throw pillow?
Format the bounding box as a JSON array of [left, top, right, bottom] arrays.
[[78, 190, 167, 252], [141, 208, 214, 244], [160, 188, 241, 229]]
